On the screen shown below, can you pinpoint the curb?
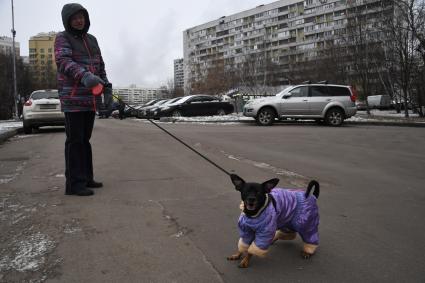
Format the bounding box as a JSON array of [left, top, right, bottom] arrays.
[[170, 119, 425, 127], [0, 128, 21, 144], [346, 120, 425, 127]]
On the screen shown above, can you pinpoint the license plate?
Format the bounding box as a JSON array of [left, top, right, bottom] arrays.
[[40, 104, 57, 110]]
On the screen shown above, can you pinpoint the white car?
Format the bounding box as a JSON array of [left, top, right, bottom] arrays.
[[22, 90, 65, 134]]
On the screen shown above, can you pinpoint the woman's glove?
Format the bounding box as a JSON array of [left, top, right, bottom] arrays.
[[81, 72, 105, 88]]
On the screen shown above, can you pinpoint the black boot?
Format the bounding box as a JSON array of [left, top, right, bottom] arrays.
[[86, 180, 103, 188], [65, 188, 94, 196]]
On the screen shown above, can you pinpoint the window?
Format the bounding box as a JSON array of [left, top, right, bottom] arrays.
[[288, 86, 309, 97], [328, 86, 351, 96], [311, 86, 329, 97]]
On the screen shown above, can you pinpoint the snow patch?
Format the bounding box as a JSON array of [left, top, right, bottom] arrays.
[[0, 161, 26, 184], [0, 233, 55, 272]]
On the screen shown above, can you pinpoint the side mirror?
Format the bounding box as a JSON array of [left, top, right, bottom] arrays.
[[282, 93, 292, 99]]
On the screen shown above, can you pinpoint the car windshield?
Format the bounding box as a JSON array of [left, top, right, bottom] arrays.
[[31, 91, 59, 100], [173, 95, 195, 104], [162, 97, 181, 106], [143, 100, 158, 106], [155, 100, 169, 106], [164, 97, 185, 106]]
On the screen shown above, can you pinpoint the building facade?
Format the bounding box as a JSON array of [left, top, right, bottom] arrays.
[[29, 32, 57, 86], [174, 58, 184, 90], [0, 36, 20, 56], [114, 86, 166, 104], [183, 0, 391, 93]]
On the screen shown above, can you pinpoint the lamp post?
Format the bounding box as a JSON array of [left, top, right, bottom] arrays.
[[11, 0, 19, 120]]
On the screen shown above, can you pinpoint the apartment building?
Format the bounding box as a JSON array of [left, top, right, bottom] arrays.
[[0, 36, 20, 56], [183, 0, 391, 92], [174, 58, 184, 90], [114, 86, 165, 104], [29, 32, 57, 84]]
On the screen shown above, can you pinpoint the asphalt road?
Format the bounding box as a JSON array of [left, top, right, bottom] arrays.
[[0, 119, 424, 282]]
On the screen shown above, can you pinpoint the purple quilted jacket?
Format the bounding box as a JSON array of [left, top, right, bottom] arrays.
[[238, 188, 319, 253], [54, 3, 109, 112]]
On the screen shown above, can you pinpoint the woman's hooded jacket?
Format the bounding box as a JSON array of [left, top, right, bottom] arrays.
[[55, 3, 109, 112]]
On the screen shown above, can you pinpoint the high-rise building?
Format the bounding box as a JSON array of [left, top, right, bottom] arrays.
[[29, 32, 57, 85], [0, 36, 20, 56], [183, 0, 392, 93], [174, 58, 184, 90], [114, 86, 166, 104]]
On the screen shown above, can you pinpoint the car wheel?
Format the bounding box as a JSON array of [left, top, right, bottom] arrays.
[[256, 107, 276, 126], [325, 108, 344, 126], [23, 120, 32, 134], [172, 110, 182, 117], [217, 109, 226, 116]]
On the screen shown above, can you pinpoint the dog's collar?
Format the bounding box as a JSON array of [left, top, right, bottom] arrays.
[[244, 194, 270, 218]]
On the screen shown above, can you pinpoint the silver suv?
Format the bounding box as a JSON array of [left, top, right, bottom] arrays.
[[243, 83, 357, 126]]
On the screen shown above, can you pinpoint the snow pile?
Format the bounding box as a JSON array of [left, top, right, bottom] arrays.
[[0, 121, 22, 135], [357, 110, 419, 117]]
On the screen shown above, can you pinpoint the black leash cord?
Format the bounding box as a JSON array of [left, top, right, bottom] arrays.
[[111, 94, 231, 176]]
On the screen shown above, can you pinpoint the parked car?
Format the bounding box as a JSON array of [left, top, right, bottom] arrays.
[[243, 83, 357, 126], [151, 95, 234, 119], [22, 89, 65, 134], [137, 99, 170, 118], [144, 97, 184, 118], [367, 95, 391, 110], [355, 100, 367, 110]]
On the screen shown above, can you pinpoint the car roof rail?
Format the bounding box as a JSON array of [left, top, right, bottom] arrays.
[[317, 80, 328, 84], [302, 80, 311, 84]]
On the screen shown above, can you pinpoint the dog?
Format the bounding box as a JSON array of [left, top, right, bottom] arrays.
[[227, 174, 320, 268]]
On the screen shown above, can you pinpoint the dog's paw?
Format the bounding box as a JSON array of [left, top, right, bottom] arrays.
[[301, 251, 313, 259], [227, 253, 242, 261], [238, 258, 250, 268]]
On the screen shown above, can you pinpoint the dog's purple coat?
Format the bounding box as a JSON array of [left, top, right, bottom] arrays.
[[238, 188, 319, 251]]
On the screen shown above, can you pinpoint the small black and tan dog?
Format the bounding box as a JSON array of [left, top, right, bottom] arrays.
[[227, 174, 320, 268]]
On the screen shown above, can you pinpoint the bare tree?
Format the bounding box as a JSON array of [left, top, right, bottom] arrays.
[[344, 1, 391, 114], [0, 53, 34, 119], [383, 0, 424, 117]]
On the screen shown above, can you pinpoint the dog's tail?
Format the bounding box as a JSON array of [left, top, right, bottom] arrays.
[[305, 180, 320, 199]]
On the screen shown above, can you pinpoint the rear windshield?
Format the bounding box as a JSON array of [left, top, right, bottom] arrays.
[[31, 91, 59, 100], [328, 86, 351, 97]]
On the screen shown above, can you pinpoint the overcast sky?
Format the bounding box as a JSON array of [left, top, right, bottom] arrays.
[[0, 0, 269, 87]]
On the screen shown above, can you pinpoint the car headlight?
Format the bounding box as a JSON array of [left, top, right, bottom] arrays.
[[161, 106, 170, 111]]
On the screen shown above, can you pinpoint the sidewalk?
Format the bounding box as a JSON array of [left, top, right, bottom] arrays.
[[0, 120, 22, 144]]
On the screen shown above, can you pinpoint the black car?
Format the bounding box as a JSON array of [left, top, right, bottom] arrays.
[[151, 95, 234, 119], [144, 97, 184, 118], [137, 99, 170, 118]]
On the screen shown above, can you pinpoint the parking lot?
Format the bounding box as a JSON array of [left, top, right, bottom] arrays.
[[1, 119, 424, 282]]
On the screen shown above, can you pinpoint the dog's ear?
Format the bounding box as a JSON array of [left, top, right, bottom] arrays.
[[262, 178, 279, 193], [230, 174, 245, 191]]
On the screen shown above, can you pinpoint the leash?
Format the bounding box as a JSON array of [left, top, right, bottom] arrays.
[[107, 91, 232, 177]]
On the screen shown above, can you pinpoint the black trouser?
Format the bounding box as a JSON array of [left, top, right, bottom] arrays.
[[64, 111, 95, 193]]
